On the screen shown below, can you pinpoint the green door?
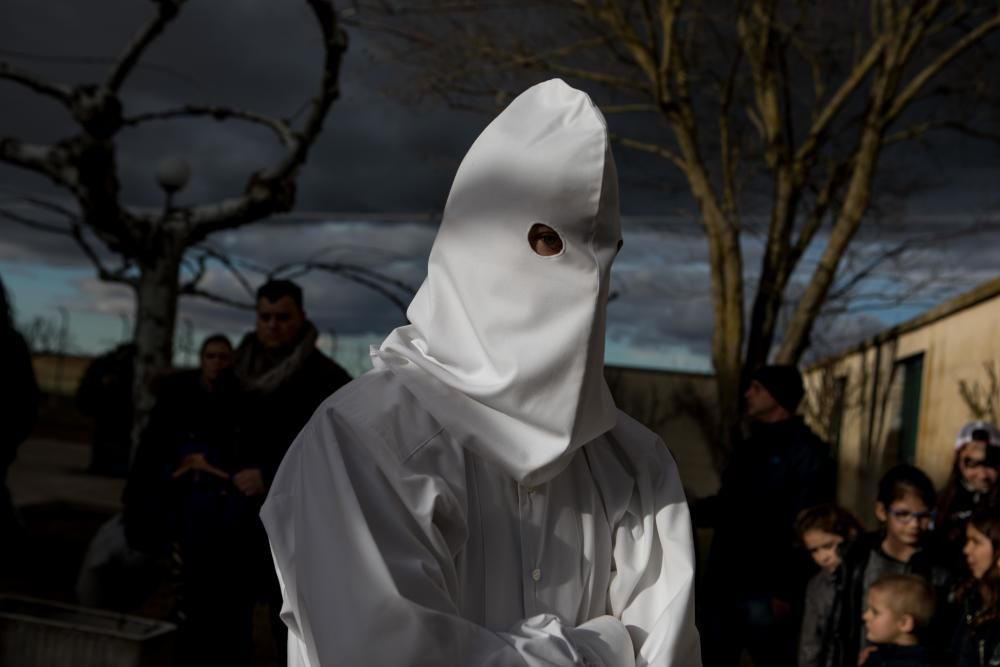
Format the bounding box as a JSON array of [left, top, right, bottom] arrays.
[[898, 354, 924, 464]]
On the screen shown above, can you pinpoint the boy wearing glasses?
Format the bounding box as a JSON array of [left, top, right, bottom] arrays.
[[832, 465, 951, 667]]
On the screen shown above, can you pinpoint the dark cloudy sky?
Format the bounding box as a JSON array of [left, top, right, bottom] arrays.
[[2, 1, 999, 376]]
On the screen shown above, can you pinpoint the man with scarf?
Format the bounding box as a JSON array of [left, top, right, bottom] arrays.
[[261, 80, 701, 667], [232, 279, 351, 494], [233, 279, 351, 658]]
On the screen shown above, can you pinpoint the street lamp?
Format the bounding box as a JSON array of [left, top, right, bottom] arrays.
[[155, 155, 191, 211]]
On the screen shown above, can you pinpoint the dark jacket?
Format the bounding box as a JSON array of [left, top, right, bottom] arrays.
[[123, 369, 247, 554], [0, 329, 39, 466], [800, 568, 842, 667], [860, 644, 931, 667], [701, 416, 835, 600], [835, 532, 953, 667], [953, 590, 1000, 667], [232, 328, 351, 483]]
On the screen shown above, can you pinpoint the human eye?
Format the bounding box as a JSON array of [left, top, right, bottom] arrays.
[[527, 223, 564, 256]]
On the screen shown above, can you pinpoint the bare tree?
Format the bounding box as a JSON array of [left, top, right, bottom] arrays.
[[0, 0, 347, 454], [348, 0, 1000, 461], [959, 360, 1000, 424]]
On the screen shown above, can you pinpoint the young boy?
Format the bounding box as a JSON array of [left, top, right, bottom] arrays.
[[859, 574, 935, 666], [796, 504, 862, 667], [833, 464, 948, 667]]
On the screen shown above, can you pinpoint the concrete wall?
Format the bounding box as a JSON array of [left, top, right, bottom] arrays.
[[605, 366, 720, 499], [805, 284, 1000, 522]]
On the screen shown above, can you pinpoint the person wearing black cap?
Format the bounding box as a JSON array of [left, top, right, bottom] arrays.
[[697, 364, 835, 667]]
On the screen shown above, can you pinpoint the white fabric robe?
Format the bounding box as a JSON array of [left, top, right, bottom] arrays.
[[261, 368, 701, 666]]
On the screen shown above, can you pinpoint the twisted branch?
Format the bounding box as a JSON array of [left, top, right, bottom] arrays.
[[124, 105, 296, 147], [0, 61, 72, 103], [106, 0, 187, 92]]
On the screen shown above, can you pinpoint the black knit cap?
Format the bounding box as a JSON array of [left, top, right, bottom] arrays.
[[751, 364, 804, 413]]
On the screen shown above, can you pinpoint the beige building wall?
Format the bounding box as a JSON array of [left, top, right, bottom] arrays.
[[805, 278, 1000, 522]]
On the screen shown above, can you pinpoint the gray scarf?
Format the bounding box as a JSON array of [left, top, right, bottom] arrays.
[[233, 322, 319, 396]]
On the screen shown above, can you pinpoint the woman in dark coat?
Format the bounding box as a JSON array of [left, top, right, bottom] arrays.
[[953, 507, 1000, 667], [124, 334, 256, 667]]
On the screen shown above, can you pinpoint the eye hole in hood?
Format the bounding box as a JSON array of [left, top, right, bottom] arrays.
[[528, 223, 564, 257]]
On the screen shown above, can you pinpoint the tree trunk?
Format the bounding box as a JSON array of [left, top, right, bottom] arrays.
[[774, 124, 883, 364], [129, 240, 183, 461], [744, 168, 800, 376]]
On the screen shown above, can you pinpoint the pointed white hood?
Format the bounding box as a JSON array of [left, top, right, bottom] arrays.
[[374, 79, 621, 485]]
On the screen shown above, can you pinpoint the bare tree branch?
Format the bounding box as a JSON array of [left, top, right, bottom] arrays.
[[885, 12, 1000, 123], [0, 206, 73, 236], [179, 285, 256, 310], [0, 46, 199, 87], [0, 193, 80, 221], [794, 34, 888, 165], [68, 219, 138, 287], [179, 252, 210, 294], [882, 119, 1000, 147], [124, 105, 296, 148], [192, 243, 258, 299], [0, 61, 73, 103], [0, 196, 137, 285], [271, 258, 417, 316], [275, 260, 418, 297], [106, 0, 187, 92], [601, 103, 660, 114], [825, 240, 914, 303], [790, 160, 851, 262], [169, 0, 346, 242], [0, 138, 77, 188], [612, 134, 687, 170]]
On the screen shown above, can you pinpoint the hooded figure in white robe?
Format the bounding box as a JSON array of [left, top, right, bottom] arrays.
[[260, 78, 701, 667]]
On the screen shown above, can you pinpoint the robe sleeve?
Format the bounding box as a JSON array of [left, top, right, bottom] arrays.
[[603, 432, 702, 667], [261, 405, 636, 667]]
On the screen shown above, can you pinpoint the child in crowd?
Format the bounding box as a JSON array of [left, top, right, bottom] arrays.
[[859, 574, 935, 666], [937, 422, 1000, 572], [953, 507, 1000, 667], [834, 464, 950, 667], [797, 504, 863, 667]]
